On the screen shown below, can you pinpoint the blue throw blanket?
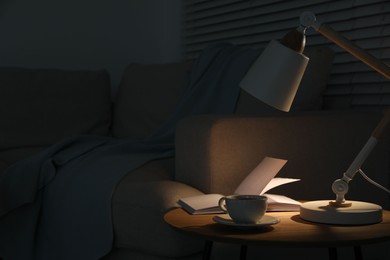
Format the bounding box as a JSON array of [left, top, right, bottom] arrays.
[[0, 43, 261, 260]]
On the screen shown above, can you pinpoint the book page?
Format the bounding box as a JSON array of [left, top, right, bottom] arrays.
[[260, 177, 300, 194], [264, 193, 301, 211], [264, 193, 301, 205], [234, 157, 287, 195]]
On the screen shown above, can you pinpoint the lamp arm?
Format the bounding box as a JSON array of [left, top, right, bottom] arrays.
[[299, 12, 390, 205], [316, 24, 390, 80], [332, 137, 378, 204], [300, 12, 390, 80], [332, 108, 390, 204]]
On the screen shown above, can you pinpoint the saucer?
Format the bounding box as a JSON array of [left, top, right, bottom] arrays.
[[212, 215, 280, 227]]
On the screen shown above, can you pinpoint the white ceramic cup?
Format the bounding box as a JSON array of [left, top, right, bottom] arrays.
[[218, 195, 267, 224]]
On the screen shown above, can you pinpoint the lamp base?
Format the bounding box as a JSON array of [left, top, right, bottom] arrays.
[[300, 200, 382, 225]]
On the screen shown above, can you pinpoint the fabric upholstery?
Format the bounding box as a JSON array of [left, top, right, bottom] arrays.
[[1, 44, 372, 260], [0, 43, 262, 260], [0, 67, 112, 151], [113, 46, 334, 139], [0, 146, 47, 170], [111, 159, 204, 257], [111, 62, 191, 139]]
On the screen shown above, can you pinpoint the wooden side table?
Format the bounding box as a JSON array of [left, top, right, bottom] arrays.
[[164, 208, 390, 260]]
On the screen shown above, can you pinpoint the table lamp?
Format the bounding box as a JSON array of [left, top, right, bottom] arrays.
[[240, 12, 390, 225]]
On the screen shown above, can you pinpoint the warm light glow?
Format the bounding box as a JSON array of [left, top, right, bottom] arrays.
[[240, 11, 389, 225]]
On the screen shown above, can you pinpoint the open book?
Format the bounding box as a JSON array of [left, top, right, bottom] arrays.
[[178, 157, 301, 214]]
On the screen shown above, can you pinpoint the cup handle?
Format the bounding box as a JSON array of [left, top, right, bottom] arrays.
[[218, 197, 228, 213]]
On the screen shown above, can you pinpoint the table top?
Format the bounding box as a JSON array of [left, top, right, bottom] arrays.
[[164, 208, 390, 248]]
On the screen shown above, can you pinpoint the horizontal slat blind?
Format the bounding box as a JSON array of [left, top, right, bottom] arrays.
[[183, 0, 390, 111]]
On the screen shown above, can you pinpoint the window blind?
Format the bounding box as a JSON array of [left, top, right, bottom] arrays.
[[183, 0, 390, 111]]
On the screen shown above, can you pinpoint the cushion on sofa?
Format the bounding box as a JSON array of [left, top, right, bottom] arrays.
[[0, 67, 112, 152], [111, 62, 191, 139]]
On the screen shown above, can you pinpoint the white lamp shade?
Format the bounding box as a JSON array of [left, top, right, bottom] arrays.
[[240, 40, 309, 112]]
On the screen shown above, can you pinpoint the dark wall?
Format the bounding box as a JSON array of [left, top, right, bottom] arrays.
[[0, 0, 182, 91]]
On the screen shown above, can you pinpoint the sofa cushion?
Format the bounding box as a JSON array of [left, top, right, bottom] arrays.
[[111, 62, 191, 139], [0, 67, 112, 151]]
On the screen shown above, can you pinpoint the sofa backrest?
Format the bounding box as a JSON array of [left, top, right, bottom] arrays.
[[111, 62, 191, 139], [0, 67, 112, 164], [111, 46, 334, 139], [175, 111, 390, 209]]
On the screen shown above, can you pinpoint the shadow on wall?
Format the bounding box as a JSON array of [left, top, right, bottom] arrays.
[[0, 0, 12, 14], [0, 0, 182, 95]]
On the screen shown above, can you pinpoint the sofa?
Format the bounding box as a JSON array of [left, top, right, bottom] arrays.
[[0, 45, 389, 260]]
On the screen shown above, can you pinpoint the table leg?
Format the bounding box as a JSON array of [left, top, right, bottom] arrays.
[[354, 246, 363, 260], [240, 245, 247, 260], [328, 247, 338, 260], [202, 240, 213, 260]]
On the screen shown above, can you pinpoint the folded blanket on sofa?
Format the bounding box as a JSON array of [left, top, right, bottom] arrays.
[[0, 43, 261, 260]]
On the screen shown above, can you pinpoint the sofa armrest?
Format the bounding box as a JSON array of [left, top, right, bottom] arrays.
[[175, 111, 390, 209], [112, 178, 204, 258]]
